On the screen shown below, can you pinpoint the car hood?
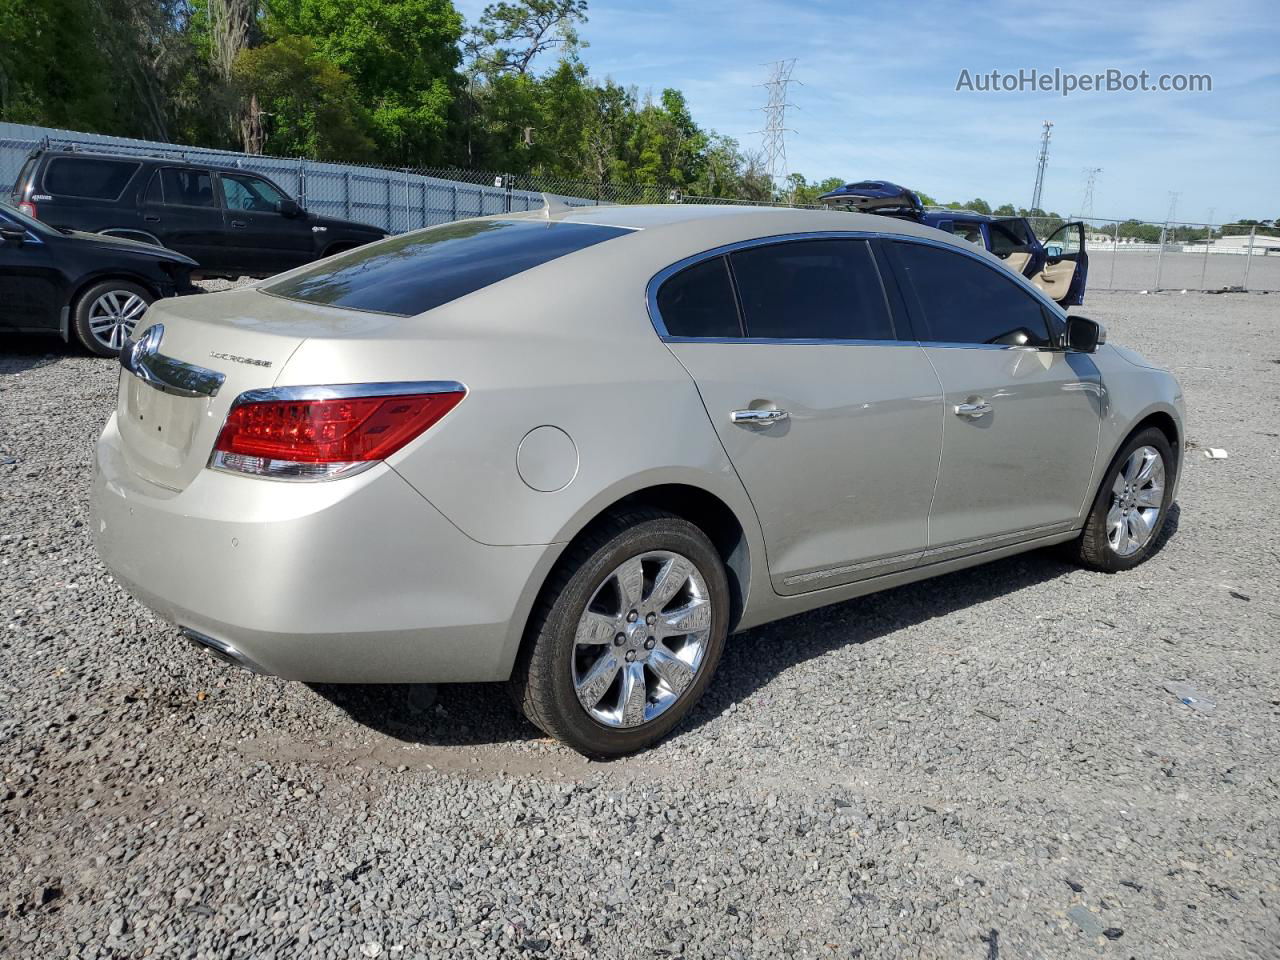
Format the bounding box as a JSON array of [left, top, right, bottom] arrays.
[[67, 229, 198, 266], [306, 213, 385, 237], [1105, 342, 1165, 371]]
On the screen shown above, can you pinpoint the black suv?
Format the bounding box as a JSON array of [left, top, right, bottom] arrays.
[[10, 149, 386, 279]]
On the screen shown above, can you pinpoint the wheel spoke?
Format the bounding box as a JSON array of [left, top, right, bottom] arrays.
[[575, 611, 617, 646], [109, 324, 126, 350], [1134, 484, 1163, 508], [1129, 509, 1153, 546], [648, 555, 692, 609], [649, 647, 694, 695], [620, 662, 647, 726], [1124, 449, 1145, 483], [575, 652, 620, 709], [658, 597, 711, 638], [1106, 504, 1124, 543], [89, 315, 116, 332], [1134, 451, 1159, 484], [1112, 471, 1127, 497], [614, 556, 645, 611], [122, 295, 147, 319]]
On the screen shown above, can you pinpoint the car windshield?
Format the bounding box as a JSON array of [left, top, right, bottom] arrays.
[[0, 201, 57, 237], [263, 218, 633, 317]]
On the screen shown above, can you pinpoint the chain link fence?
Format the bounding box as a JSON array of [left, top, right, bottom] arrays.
[[3, 123, 1276, 292]]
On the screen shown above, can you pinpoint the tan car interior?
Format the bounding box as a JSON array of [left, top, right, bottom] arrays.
[[1030, 260, 1077, 301], [1003, 251, 1032, 274]]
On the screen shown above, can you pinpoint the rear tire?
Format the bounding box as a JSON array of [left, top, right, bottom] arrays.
[[510, 508, 730, 757], [72, 279, 154, 357], [1073, 427, 1175, 572]]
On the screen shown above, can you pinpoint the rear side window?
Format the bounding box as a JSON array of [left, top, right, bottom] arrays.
[[730, 239, 894, 340], [894, 241, 1050, 347], [43, 157, 139, 200], [265, 219, 632, 317], [989, 222, 1031, 255], [13, 155, 37, 195], [656, 257, 742, 338], [160, 168, 216, 207]]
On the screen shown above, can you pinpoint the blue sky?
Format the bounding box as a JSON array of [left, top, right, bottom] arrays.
[[455, 0, 1280, 223]]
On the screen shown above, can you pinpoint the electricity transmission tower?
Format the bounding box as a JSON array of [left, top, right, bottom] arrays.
[[1030, 120, 1053, 211], [1079, 167, 1102, 221], [759, 59, 798, 189]]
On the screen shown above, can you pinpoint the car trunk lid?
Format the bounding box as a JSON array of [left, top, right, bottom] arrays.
[[114, 287, 399, 491]]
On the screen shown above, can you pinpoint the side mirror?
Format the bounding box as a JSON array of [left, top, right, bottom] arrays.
[[276, 199, 302, 218], [1065, 316, 1106, 353], [0, 225, 26, 247]]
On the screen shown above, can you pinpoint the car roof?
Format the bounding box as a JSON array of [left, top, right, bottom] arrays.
[[32, 148, 269, 178]]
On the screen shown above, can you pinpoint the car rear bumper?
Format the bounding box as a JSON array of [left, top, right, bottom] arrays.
[[91, 413, 554, 683]]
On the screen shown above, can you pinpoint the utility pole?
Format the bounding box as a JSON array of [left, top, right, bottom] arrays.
[[758, 59, 798, 194], [1079, 167, 1102, 222], [1030, 120, 1053, 212]]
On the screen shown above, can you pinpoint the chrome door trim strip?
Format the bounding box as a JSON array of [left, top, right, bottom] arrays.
[[918, 521, 1073, 561], [119, 324, 226, 399], [782, 550, 924, 587]]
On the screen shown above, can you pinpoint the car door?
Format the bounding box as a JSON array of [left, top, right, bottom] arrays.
[[141, 167, 227, 272], [218, 172, 315, 276], [1030, 222, 1088, 305], [655, 236, 944, 595], [886, 239, 1102, 557], [0, 214, 60, 333]]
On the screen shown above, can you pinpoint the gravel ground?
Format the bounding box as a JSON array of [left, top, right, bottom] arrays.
[[1, 290, 1278, 959]]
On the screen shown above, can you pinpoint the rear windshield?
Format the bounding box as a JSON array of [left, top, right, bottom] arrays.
[[43, 157, 140, 200], [264, 219, 633, 316]]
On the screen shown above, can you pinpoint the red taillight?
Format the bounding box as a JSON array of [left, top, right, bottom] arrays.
[[211, 390, 463, 480], [17, 201, 36, 219]]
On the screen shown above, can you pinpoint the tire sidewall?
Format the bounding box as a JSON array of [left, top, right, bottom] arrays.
[[538, 518, 730, 757], [73, 280, 154, 357], [1085, 427, 1176, 572]]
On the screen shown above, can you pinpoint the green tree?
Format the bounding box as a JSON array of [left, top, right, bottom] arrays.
[[234, 35, 376, 159], [269, 0, 464, 163], [464, 0, 586, 77]]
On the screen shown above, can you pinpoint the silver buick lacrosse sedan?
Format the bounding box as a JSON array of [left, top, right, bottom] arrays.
[[92, 205, 1184, 756]]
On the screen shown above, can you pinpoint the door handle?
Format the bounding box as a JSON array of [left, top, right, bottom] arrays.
[[143, 215, 160, 223], [230, 220, 247, 228], [954, 400, 993, 419], [730, 408, 789, 427]]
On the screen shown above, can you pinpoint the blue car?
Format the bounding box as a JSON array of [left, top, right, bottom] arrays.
[[818, 180, 1088, 306]]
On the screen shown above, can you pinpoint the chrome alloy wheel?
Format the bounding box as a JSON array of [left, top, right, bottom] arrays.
[[572, 551, 713, 728], [87, 290, 148, 352], [1107, 445, 1165, 557]]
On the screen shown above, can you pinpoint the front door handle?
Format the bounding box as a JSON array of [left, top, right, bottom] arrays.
[[731, 408, 789, 427], [954, 400, 993, 419], [143, 215, 160, 223], [230, 220, 247, 228]]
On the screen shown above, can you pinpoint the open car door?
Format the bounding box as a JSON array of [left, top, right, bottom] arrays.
[[1030, 221, 1088, 306]]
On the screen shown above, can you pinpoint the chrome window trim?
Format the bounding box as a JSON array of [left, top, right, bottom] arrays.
[[119, 324, 226, 398], [645, 228, 1068, 345]]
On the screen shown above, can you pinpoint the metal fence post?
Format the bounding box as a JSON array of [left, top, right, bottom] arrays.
[[1109, 220, 1118, 290], [1200, 222, 1212, 290], [451, 185, 458, 221], [1153, 223, 1167, 291], [1241, 225, 1257, 291], [385, 176, 393, 233], [298, 159, 307, 208], [343, 172, 352, 220]]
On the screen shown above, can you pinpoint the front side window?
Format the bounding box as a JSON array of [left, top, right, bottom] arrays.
[[894, 241, 1051, 347], [656, 257, 742, 338], [160, 168, 216, 208], [221, 173, 287, 212], [730, 239, 894, 340], [265, 219, 632, 317], [43, 157, 139, 200]]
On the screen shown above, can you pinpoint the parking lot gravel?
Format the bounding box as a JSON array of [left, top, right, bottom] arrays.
[[2, 290, 1278, 959]]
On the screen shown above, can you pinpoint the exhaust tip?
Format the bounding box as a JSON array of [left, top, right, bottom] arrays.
[[180, 627, 266, 675]]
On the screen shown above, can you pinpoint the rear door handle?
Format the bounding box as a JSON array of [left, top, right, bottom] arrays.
[[230, 220, 247, 228], [143, 215, 160, 223], [730, 408, 789, 427], [954, 400, 993, 419]]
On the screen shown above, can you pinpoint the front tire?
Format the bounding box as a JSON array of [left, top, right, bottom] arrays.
[[1073, 427, 1175, 572], [511, 508, 730, 757], [72, 279, 154, 357]]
